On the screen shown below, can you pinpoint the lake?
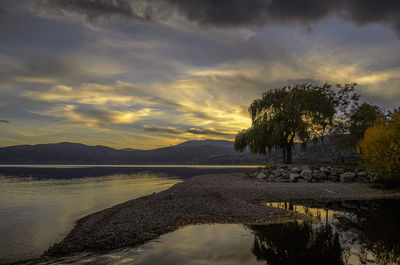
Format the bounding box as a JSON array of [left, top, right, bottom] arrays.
[[1, 166, 399, 265], [0, 165, 253, 263]]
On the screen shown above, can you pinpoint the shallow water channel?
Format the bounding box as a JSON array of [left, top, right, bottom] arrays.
[[44, 199, 400, 265]]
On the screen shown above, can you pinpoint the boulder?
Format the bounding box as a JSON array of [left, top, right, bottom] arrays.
[[330, 167, 344, 176], [340, 172, 356, 182], [271, 169, 282, 177], [369, 173, 380, 183], [256, 172, 267, 179], [355, 176, 369, 183], [300, 169, 313, 181], [356, 171, 368, 177], [313, 171, 327, 180], [250, 172, 258, 178], [275, 177, 290, 183], [320, 167, 330, 174], [289, 173, 301, 182], [327, 175, 339, 181], [290, 167, 301, 173]]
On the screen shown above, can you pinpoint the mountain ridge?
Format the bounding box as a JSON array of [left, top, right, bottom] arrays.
[[0, 140, 262, 165], [0, 138, 359, 165]]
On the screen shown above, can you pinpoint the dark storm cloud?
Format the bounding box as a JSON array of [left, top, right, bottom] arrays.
[[187, 128, 233, 136], [36, 0, 142, 21], [36, 0, 400, 34], [0, 6, 6, 19]]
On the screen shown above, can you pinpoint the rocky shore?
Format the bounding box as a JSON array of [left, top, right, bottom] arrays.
[[41, 172, 400, 260], [248, 165, 378, 183]]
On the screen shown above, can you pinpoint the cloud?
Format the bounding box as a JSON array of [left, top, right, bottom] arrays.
[[143, 125, 234, 137], [186, 128, 234, 136], [143, 125, 234, 136], [143, 125, 182, 134], [36, 0, 140, 21], [33, 104, 153, 127], [0, 120, 9, 123], [36, 0, 400, 35]]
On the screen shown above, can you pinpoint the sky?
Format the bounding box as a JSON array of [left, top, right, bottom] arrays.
[[0, 0, 399, 149]]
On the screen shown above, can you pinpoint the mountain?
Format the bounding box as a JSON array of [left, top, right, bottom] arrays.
[[119, 148, 140, 152], [0, 140, 263, 165], [0, 138, 359, 165]]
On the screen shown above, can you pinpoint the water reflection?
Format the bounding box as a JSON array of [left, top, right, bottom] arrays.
[[48, 200, 400, 265], [0, 165, 252, 179], [250, 222, 343, 265], [266, 200, 400, 265], [347, 200, 400, 264]]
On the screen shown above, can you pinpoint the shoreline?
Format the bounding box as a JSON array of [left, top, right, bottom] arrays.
[[43, 173, 400, 259]]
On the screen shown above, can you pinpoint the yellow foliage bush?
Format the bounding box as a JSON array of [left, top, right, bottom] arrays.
[[358, 112, 400, 185]]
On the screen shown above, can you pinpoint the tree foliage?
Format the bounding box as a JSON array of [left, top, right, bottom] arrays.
[[234, 83, 358, 164], [334, 103, 383, 151], [358, 109, 400, 185]]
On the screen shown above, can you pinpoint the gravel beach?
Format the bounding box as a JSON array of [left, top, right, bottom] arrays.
[[44, 173, 400, 258]]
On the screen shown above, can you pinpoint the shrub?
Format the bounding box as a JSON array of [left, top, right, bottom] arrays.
[[358, 111, 400, 186]]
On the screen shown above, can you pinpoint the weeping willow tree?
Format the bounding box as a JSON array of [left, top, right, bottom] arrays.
[[234, 83, 358, 164]]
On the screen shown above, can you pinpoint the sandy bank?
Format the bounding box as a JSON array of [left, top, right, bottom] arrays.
[[44, 173, 400, 257]]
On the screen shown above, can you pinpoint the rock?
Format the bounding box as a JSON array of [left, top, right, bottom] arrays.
[[290, 167, 301, 173], [355, 176, 369, 183], [330, 167, 344, 176], [250, 172, 258, 178], [300, 169, 313, 181], [320, 167, 330, 174], [369, 173, 380, 183], [249, 165, 375, 184], [275, 177, 290, 183], [271, 169, 282, 176], [313, 171, 327, 180], [281, 172, 290, 179], [256, 172, 267, 179], [269, 173, 281, 181], [289, 173, 301, 182], [340, 172, 356, 182], [356, 171, 368, 177], [278, 168, 287, 175], [327, 175, 339, 181]]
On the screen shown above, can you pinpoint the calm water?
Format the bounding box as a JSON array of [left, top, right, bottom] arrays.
[[0, 166, 252, 264], [2, 166, 399, 265], [49, 200, 400, 265]]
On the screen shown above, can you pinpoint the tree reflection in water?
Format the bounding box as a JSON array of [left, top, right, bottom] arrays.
[[355, 200, 400, 264], [249, 221, 344, 265], [257, 200, 400, 265]]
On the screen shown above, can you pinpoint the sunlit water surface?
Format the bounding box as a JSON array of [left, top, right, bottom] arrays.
[[0, 172, 182, 263]]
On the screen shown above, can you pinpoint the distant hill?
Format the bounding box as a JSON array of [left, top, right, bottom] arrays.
[[0, 140, 263, 165], [0, 138, 359, 165]]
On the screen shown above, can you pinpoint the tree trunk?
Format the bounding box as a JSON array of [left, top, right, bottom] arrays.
[[320, 136, 327, 153], [286, 143, 292, 164], [282, 146, 287, 164]]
